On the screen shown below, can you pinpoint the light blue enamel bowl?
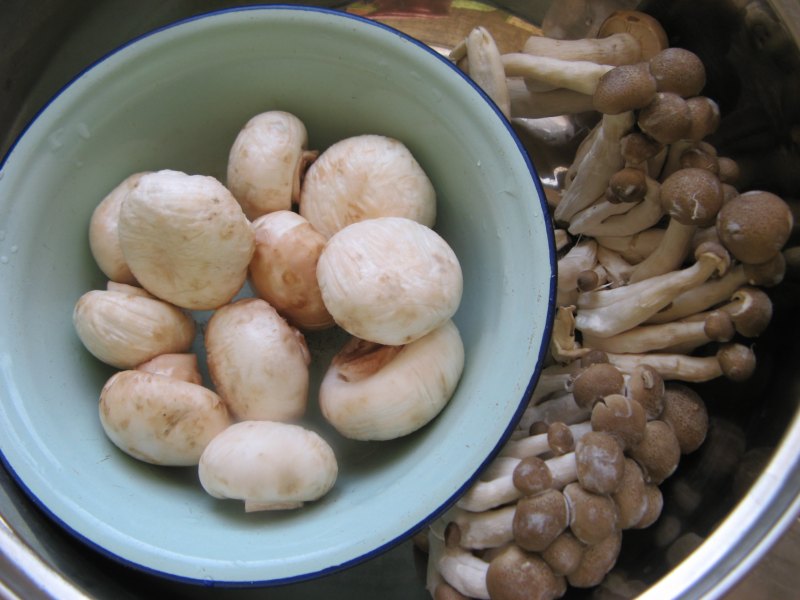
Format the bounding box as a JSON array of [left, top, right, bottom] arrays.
[[0, 5, 555, 586]]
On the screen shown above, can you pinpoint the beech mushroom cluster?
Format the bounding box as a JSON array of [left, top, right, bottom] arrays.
[[422, 8, 794, 599], [73, 110, 464, 511]]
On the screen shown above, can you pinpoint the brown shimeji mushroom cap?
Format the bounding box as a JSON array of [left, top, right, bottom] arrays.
[[660, 167, 724, 228], [627, 364, 665, 419], [542, 531, 585, 577], [572, 363, 625, 410], [628, 420, 681, 484], [716, 191, 794, 264], [486, 545, 565, 600], [567, 530, 623, 588], [637, 92, 692, 144], [548, 422, 576, 455], [591, 394, 647, 450], [660, 383, 709, 454], [593, 62, 657, 114], [575, 431, 626, 495], [513, 455, 554, 497], [612, 458, 649, 529], [513, 489, 570, 552], [648, 47, 707, 97], [564, 482, 620, 545]]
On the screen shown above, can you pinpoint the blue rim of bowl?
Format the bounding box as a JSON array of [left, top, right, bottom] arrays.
[[0, 3, 557, 588]]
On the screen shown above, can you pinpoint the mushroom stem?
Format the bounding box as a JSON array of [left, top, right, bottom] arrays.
[[582, 310, 734, 354], [518, 392, 591, 433], [522, 32, 642, 65], [465, 27, 510, 118], [557, 239, 598, 307], [555, 111, 635, 223], [569, 176, 663, 237], [433, 524, 491, 600], [448, 506, 516, 550], [605, 343, 756, 382], [575, 243, 730, 338], [501, 422, 593, 459], [627, 219, 695, 283], [501, 53, 614, 95], [508, 80, 596, 118]]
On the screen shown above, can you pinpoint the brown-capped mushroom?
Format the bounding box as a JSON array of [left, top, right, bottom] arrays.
[[590, 394, 647, 450], [513, 489, 570, 552], [541, 531, 585, 577], [660, 383, 709, 454], [627, 419, 681, 484], [637, 92, 693, 145], [648, 47, 706, 97], [716, 190, 794, 264], [626, 363, 665, 419], [593, 62, 658, 114], [567, 530, 623, 588], [596, 10, 669, 61], [486, 544, 565, 600], [572, 363, 625, 410], [563, 482, 620, 545], [612, 458, 649, 529]]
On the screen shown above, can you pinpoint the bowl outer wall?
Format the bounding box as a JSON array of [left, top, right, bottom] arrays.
[[0, 5, 555, 585]]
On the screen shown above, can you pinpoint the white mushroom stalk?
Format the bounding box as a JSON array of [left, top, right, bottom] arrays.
[[226, 110, 318, 220], [319, 320, 464, 441], [568, 175, 663, 237], [464, 26, 510, 118], [517, 392, 591, 433], [117, 169, 255, 310], [99, 370, 231, 466], [205, 298, 310, 422], [596, 229, 664, 263], [522, 32, 643, 65], [508, 81, 596, 119], [501, 422, 593, 459], [198, 420, 338, 512], [316, 217, 463, 345], [73, 285, 195, 369], [299, 134, 436, 239], [554, 111, 635, 224], [575, 242, 730, 338], [501, 54, 614, 95], [557, 239, 598, 307]]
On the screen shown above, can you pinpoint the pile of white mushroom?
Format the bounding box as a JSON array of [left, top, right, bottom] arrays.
[[73, 112, 465, 511], [423, 9, 794, 600]]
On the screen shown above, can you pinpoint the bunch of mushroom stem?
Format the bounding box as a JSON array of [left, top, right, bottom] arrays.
[[425, 14, 797, 599]]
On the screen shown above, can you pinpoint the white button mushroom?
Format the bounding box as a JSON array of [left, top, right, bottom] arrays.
[[299, 134, 436, 239], [198, 420, 338, 512], [317, 217, 463, 345], [226, 111, 318, 221], [248, 210, 334, 331], [73, 286, 196, 369], [88, 172, 148, 285], [99, 370, 231, 466], [205, 298, 310, 422], [319, 319, 465, 441], [118, 169, 255, 310]]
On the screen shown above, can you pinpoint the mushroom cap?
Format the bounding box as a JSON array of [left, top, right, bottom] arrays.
[[205, 298, 310, 422], [597, 10, 669, 61], [743, 252, 786, 287], [726, 286, 773, 337], [547, 422, 575, 455], [679, 146, 720, 174], [73, 288, 196, 370], [564, 482, 620, 545], [606, 167, 648, 203], [198, 420, 338, 511], [572, 363, 625, 410], [620, 132, 664, 166], [593, 62, 658, 115], [433, 582, 469, 600], [685, 96, 721, 141], [299, 134, 436, 239], [628, 419, 681, 484], [226, 110, 316, 220], [249, 210, 334, 331], [541, 531, 585, 577], [660, 383, 709, 454], [717, 157, 741, 185], [626, 364, 665, 419], [590, 394, 647, 450], [566, 530, 623, 588], [319, 319, 464, 440], [660, 167, 723, 227], [634, 484, 664, 529], [118, 170, 255, 310], [486, 544, 564, 600], [637, 92, 693, 144], [716, 190, 794, 264], [575, 431, 626, 495], [717, 343, 757, 382], [513, 489, 570, 552], [513, 456, 554, 496], [317, 217, 463, 345], [99, 370, 231, 466], [612, 458, 648, 529], [648, 47, 706, 97], [136, 353, 202, 385], [88, 172, 147, 285]]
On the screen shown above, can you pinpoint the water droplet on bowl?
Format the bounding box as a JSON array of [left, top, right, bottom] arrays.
[[10, 245, 18, 253], [0, 256, 8, 264], [49, 128, 65, 151], [76, 122, 91, 139]]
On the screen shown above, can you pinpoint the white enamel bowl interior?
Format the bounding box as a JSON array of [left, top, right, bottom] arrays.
[[0, 6, 554, 585]]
